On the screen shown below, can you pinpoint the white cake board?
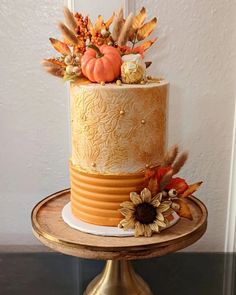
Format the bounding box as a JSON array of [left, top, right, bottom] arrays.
[[62, 202, 180, 237]]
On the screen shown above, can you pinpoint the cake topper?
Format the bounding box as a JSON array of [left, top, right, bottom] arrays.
[[42, 6, 159, 85]]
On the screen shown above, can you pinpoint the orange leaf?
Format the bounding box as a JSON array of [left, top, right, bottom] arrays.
[[105, 13, 114, 28], [147, 177, 158, 195], [132, 7, 146, 31], [95, 15, 103, 31], [180, 182, 203, 198], [138, 37, 158, 51], [43, 58, 65, 67], [88, 17, 95, 36], [137, 17, 157, 41], [73, 76, 91, 85], [49, 38, 71, 55], [175, 199, 193, 220]]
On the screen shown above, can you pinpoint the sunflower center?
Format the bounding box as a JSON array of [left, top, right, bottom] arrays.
[[135, 203, 157, 224]]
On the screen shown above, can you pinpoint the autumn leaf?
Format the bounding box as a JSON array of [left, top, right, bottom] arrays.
[[136, 37, 158, 51], [137, 17, 157, 41], [42, 58, 65, 67], [132, 7, 146, 31], [49, 38, 71, 55], [74, 76, 91, 85], [175, 199, 193, 220], [180, 182, 203, 198], [147, 177, 158, 195], [95, 15, 103, 31], [105, 13, 114, 28]]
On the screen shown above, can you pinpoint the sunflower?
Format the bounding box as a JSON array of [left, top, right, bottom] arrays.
[[118, 188, 172, 237]]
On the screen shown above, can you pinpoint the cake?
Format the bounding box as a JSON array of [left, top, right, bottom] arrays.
[[43, 6, 203, 237], [70, 82, 168, 226]]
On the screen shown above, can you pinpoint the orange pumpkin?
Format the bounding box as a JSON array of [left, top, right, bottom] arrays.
[[81, 45, 122, 83]]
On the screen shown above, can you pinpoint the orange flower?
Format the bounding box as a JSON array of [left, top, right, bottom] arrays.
[[166, 177, 189, 194]]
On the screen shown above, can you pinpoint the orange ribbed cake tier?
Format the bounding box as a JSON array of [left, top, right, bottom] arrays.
[[70, 162, 145, 226], [69, 81, 168, 227]]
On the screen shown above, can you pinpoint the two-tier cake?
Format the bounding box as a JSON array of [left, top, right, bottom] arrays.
[[42, 6, 202, 237]]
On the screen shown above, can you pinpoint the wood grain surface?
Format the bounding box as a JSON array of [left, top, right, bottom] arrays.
[[31, 189, 207, 260]]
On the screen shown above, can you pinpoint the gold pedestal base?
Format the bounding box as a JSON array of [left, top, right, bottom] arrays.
[[84, 260, 153, 295]]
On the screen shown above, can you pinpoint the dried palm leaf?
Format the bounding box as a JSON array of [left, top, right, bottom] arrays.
[[49, 38, 71, 55], [43, 58, 65, 67], [63, 6, 77, 33], [181, 182, 203, 198], [42, 63, 64, 78], [132, 7, 146, 30], [117, 12, 134, 46], [111, 8, 124, 42], [58, 22, 78, 45], [172, 152, 188, 174], [137, 17, 157, 41], [139, 37, 158, 51], [163, 144, 179, 166]]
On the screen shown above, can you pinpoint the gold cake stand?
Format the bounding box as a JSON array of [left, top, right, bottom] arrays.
[[31, 188, 207, 295]]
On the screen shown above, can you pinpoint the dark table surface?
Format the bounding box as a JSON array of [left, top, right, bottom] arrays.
[[0, 252, 235, 295]]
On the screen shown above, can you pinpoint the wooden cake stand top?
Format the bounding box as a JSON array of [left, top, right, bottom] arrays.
[[31, 189, 207, 260]]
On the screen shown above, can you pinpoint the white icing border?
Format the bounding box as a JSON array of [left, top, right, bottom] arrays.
[[62, 202, 180, 237]]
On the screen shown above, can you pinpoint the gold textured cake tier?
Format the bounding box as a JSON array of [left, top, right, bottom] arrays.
[[70, 81, 168, 174], [70, 81, 169, 226]]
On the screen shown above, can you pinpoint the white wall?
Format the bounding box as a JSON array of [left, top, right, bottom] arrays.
[[0, 0, 235, 251]]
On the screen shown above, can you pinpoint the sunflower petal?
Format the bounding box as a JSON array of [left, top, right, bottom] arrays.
[[156, 212, 164, 221], [120, 201, 135, 210], [158, 203, 171, 213], [144, 225, 153, 237], [130, 192, 142, 204], [140, 188, 152, 202], [120, 207, 133, 217], [155, 220, 167, 228], [151, 193, 162, 207], [135, 222, 145, 237], [150, 222, 159, 233]]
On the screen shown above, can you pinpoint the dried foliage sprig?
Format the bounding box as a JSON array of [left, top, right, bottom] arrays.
[[42, 60, 64, 78]]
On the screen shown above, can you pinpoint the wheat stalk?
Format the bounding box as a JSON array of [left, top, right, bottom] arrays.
[[63, 7, 77, 33], [42, 60, 64, 78], [117, 12, 134, 46]]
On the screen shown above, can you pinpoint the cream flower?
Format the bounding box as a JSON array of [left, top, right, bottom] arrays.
[[118, 188, 172, 237]]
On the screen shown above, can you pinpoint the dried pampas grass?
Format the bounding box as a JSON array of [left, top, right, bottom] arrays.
[[117, 12, 134, 46], [58, 22, 78, 45], [112, 8, 124, 42], [172, 152, 188, 174], [163, 144, 179, 166], [63, 7, 77, 33]]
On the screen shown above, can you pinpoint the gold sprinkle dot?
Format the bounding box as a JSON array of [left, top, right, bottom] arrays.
[[140, 80, 146, 85], [120, 110, 125, 115], [145, 164, 150, 168], [91, 162, 96, 167], [100, 81, 105, 86], [141, 119, 146, 124], [116, 80, 122, 86]]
